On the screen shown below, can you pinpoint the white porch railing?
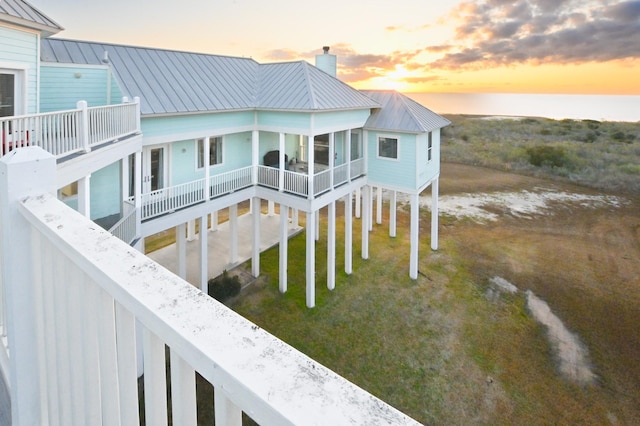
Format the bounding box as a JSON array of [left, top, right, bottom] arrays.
[[0, 149, 420, 425], [0, 99, 140, 160], [141, 178, 206, 220], [314, 169, 332, 196], [210, 166, 253, 198], [333, 162, 349, 187], [283, 170, 308, 196], [351, 157, 365, 178], [256, 165, 279, 190], [108, 200, 139, 245]]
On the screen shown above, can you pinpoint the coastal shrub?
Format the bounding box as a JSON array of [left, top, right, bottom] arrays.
[[208, 270, 241, 302], [540, 128, 552, 136], [526, 145, 569, 168], [579, 131, 598, 143]]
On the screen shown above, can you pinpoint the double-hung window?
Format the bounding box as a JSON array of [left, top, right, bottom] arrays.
[[378, 136, 398, 160], [427, 132, 433, 162], [0, 73, 16, 118], [197, 136, 223, 168]]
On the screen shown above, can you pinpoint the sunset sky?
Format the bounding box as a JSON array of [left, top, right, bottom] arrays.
[[29, 0, 640, 95]]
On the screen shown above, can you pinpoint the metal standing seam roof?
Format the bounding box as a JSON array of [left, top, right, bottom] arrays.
[[0, 0, 63, 36], [40, 38, 380, 116], [361, 90, 451, 133]]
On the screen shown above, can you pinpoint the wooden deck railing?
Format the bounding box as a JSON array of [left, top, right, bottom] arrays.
[[0, 148, 420, 425], [0, 99, 140, 160]]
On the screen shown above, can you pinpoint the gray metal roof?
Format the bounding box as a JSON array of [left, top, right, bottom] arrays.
[[41, 38, 379, 116], [0, 0, 63, 36], [362, 90, 451, 133]]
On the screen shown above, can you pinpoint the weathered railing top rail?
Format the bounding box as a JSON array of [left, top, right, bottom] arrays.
[[18, 191, 419, 425]]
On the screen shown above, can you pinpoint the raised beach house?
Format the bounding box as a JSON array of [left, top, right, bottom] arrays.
[[0, 0, 449, 423]]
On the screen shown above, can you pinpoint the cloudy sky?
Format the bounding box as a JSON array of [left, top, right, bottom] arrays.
[[29, 0, 640, 94]]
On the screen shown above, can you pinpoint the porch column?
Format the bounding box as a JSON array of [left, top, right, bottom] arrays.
[[199, 214, 208, 293], [306, 210, 316, 308], [134, 151, 142, 251], [345, 193, 353, 274], [278, 132, 285, 192], [0, 147, 56, 425], [315, 210, 320, 241], [355, 187, 361, 218], [78, 175, 91, 218], [390, 190, 397, 237], [307, 135, 315, 200], [409, 193, 419, 280], [369, 186, 374, 232], [204, 134, 210, 200], [376, 186, 383, 225], [251, 130, 259, 185], [121, 156, 129, 204], [431, 177, 439, 251], [279, 204, 288, 293], [346, 130, 351, 182], [229, 204, 238, 264], [327, 201, 336, 290], [252, 197, 261, 277], [329, 132, 335, 188], [292, 208, 299, 228], [361, 186, 370, 260], [268, 201, 275, 217], [176, 223, 187, 280]]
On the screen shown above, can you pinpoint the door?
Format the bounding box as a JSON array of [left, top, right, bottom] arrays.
[[143, 145, 168, 194]]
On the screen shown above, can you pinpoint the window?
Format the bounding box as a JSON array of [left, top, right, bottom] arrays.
[[378, 136, 398, 159], [0, 74, 15, 118], [197, 136, 223, 168], [427, 132, 433, 162], [314, 133, 329, 165], [350, 131, 361, 160]]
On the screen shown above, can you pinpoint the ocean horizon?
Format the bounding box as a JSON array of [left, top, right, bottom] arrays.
[[407, 93, 640, 123]]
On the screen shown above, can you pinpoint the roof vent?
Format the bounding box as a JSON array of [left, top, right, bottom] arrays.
[[102, 51, 109, 64]]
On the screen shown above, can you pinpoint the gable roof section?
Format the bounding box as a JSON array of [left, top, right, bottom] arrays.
[[0, 0, 62, 36], [362, 90, 451, 133], [41, 38, 378, 116]]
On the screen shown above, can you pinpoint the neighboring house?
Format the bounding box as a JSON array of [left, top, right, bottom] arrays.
[[2, 0, 449, 311]]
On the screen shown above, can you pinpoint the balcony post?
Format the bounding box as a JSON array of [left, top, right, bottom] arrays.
[[278, 132, 285, 192], [77, 100, 90, 153], [307, 135, 314, 200], [134, 97, 141, 133], [346, 130, 351, 182], [0, 147, 57, 425], [251, 130, 259, 185], [431, 177, 439, 251], [329, 132, 334, 189]]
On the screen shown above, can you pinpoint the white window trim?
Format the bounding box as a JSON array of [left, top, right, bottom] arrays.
[[427, 132, 433, 163], [0, 63, 28, 116], [376, 134, 400, 161], [196, 136, 224, 170]]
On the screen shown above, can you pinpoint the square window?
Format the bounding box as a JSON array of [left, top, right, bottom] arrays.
[[197, 136, 223, 168], [378, 136, 398, 159]]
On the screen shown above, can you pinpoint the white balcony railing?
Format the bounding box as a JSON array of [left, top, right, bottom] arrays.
[[0, 99, 140, 160], [283, 169, 308, 196], [256, 165, 279, 190], [0, 148, 420, 425], [314, 169, 332, 196], [108, 200, 138, 245]]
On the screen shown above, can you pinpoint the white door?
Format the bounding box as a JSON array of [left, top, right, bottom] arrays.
[[143, 145, 168, 194]]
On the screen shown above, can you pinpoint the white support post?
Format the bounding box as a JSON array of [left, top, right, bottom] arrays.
[[230, 204, 238, 264], [134, 97, 141, 133], [199, 214, 208, 294], [279, 204, 288, 293], [431, 177, 439, 251], [77, 100, 90, 153], [0, 147, 56, 426], [170, 349, 197, 426], [214, 389, 242, 426], [410, 193, 420, 280], [187, 219, 196, 242], [346, 130, 352, 182], [210, 210, 218, 232], [306, 210, 316, 308], [292, 208, 299, 228], [268, 200, 275, 217], [121, 157, 129, 204], [355, 187, 361, 218], [329, 132, 335, 188], [252, 197, 261, 277], [176, 223, 187, 280], [327, 201, 336, 290], [315, 209, 320, 241], [361, 186, 370, 260], [204, 134, 211, 200], [78, 175, 91, 218], [369, 186, 374, 232], [307, 135, 315, 200], [376, 186, 383, 225], [345, 193, 353, 275], [390, 190, 397, 237]]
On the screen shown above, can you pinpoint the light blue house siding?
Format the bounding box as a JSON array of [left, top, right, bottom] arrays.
[[313, 109, 370, 132], [170, 132, 253, 185], [257, 111, 310, 130], [40, 64, 122, 111], [0, 25, 38, 114], [90, 161, 121, 220], [415, 129, 441, 190], [366, 131, 417, 190], [141, 111, 255, 143]]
